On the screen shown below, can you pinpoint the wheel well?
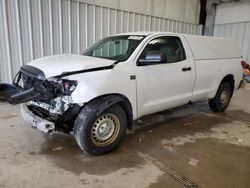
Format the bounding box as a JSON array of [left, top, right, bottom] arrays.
[[221, 74, 235, 91], [86, 94, 133, 130]]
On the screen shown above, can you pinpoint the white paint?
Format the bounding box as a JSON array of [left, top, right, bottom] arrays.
[[185, 34, 242, 60], [26, 32, 242, 120], [27, 54, 115, 79], [134, 33, 196, 117]]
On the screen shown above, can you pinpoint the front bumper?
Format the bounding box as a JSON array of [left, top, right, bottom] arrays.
[[21, 104, 55, 133]]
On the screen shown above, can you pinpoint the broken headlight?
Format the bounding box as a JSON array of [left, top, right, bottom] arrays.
[[62, 80, 77, 95]]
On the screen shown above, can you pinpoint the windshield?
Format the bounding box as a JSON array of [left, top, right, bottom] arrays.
[[83, 35, 145, 62]]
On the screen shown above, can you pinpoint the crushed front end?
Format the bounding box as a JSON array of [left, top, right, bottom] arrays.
[[9, 65, 81, 133]]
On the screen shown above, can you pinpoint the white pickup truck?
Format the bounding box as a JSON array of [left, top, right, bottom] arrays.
[[9, 32, 242, 155]]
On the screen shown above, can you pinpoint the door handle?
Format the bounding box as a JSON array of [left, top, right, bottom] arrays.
[[182, 67, 192, 72]]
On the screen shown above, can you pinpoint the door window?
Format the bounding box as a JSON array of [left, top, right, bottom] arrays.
[[139, 36, 186, 64]]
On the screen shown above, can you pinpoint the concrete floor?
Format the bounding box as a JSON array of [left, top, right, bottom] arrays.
[[0, 89, 250, 188]]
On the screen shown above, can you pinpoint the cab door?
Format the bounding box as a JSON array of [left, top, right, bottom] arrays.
[[136, 35, 195, 117]]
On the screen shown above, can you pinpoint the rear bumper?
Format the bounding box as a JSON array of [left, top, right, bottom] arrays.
[[21, 104, 55, 133]]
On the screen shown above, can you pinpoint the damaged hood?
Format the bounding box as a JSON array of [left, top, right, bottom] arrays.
[[27, 54, 116, 78]]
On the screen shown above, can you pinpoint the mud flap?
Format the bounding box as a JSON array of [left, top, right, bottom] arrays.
[[0, 83, 20, 102]]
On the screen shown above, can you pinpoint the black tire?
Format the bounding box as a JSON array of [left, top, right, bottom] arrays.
[[74, 104, 127, 155], [209, 82, 233, 112]]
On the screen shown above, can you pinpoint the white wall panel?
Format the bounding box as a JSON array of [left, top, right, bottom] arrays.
[[215, 2, 250, 25], [214, 22, 250, 63], [0, 0, 202, 83], [214, 2, 250, 63]]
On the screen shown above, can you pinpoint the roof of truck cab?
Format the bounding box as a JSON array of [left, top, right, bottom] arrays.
[[113, 32, 233, 39], [113, 31, 180, 36], [113, 32, 242, 59]]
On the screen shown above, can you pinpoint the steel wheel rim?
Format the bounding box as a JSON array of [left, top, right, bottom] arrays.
[[220, 89, 229, 105], [91, 113, 120, 147]]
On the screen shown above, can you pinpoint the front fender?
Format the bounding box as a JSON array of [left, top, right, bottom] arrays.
[[79, 94, 134, 130], [71, 81, 95, 103], [68, 64, 137, 119]]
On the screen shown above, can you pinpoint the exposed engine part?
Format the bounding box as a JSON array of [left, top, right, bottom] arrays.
[[9, 87, 41, 104], [21, 104, 55, 133], [9, 65, 81, 133], [27, 96, 71, 115], [9, 67, 62, 104]]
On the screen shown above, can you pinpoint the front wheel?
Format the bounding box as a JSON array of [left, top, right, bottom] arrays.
[[209, 82, 233, 112], [74, 104, 127, 155]]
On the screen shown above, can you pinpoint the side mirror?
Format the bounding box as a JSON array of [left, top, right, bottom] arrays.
[[138, 51, 167, 66]]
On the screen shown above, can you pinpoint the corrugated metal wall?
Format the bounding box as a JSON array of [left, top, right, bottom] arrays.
[[213, 2, 250, 63], [0, 0, 202, 83], [214, 22, 250, 63]]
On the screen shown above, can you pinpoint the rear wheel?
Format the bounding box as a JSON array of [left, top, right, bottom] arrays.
[[209, 82, 233, 112], [74, 104, 127, 155]]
